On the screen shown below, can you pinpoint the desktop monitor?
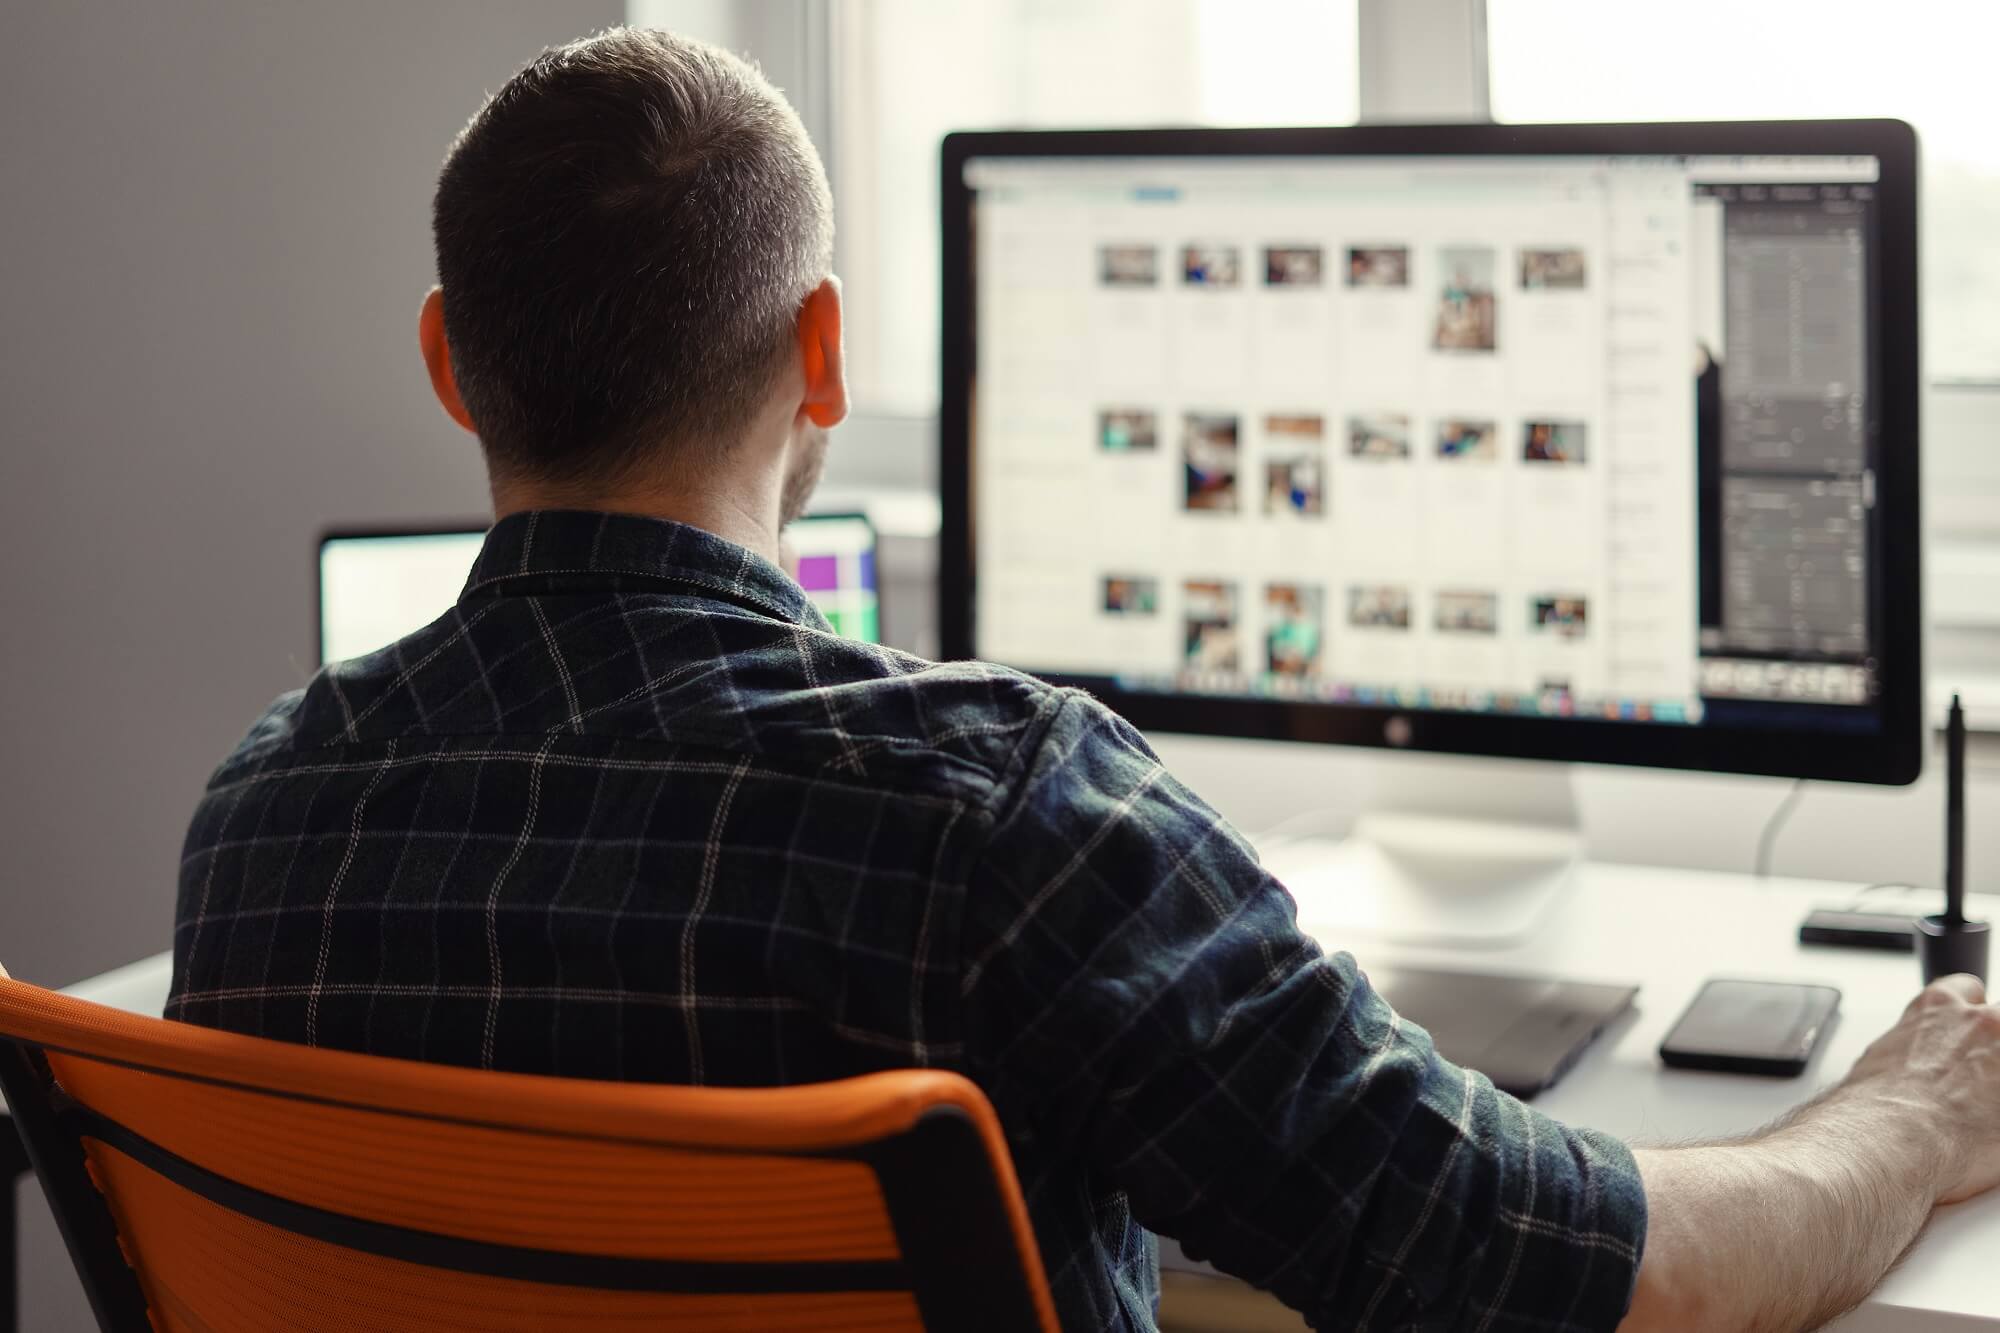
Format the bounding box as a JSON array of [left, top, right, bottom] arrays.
[[318, 513, 882, 665], [939, 120, 1923, 788]]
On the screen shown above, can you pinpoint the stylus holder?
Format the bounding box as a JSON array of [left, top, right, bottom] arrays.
[[1916, 915, 1990, 984]]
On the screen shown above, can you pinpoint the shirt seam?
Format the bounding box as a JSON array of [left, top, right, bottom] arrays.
[[210, 728, 1012, 813], [945, 683, 1089, 1071], [461, 564, 814, 628], [934, 686, 1077, 1127], [974, 685, 1089, 846]]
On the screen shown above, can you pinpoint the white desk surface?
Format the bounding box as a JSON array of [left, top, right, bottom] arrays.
[[43, 865, 2000, 1329], [1301, 863, 1995, 1332], [62, 951, 173, 1015]]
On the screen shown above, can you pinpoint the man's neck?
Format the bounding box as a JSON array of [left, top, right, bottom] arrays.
[[490, 477, 786, 566]]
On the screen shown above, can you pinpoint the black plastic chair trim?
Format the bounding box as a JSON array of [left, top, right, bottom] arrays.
[[0, 1040, 152, 1333], [861, 1104, 1052, 1332]]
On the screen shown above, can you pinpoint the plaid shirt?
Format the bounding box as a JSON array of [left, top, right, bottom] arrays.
[[171, 510, 1645, 1331]]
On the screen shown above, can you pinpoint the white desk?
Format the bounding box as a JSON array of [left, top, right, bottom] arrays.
[[61, 952, 173, 1015], [1298, 863, 1996, 1332], [0, 953, 176, 1333], [25, 870, 2000, 1330]]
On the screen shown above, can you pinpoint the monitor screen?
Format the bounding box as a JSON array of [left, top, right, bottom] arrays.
[[942, 123, 1921, 783], [319, 514, 882, 665], [319, 529, 484, 666]]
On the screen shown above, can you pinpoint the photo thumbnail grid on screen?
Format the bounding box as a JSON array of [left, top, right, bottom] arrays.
[[966, 149, 1886, 727]]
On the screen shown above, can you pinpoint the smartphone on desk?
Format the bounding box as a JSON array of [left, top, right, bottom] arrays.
[[1658, 978, 1841, 1077]]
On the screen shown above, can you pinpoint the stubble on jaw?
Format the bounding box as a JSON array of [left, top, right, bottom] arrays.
[[780, 423, 830, 526]]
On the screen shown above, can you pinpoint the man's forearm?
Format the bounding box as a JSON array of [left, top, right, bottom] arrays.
[[1621, 1089, 1943, 1332]]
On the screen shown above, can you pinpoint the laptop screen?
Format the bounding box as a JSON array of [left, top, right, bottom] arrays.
[[317, 514, 882, 664], [786, 514, 880, 643]]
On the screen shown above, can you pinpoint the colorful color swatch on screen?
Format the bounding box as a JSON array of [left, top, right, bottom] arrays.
[[791, 515, 880, 644]]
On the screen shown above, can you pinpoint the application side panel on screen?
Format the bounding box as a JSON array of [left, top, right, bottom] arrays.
[[790, 516, 881, 643], [969, 157, 1699, 715]]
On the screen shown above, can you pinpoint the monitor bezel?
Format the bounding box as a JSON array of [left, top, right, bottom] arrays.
[[938, 119, 1922, 785]]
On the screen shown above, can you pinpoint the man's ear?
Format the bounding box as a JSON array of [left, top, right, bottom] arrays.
[[796, 276, 849, 430], [419, 287, 477, 434]]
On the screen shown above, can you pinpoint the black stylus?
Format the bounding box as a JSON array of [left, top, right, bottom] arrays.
[[1947, 694, 1967, 927]]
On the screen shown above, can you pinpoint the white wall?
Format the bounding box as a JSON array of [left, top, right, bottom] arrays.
[[0, 3, 620, 1326]]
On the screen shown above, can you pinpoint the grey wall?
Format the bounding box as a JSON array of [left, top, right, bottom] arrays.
[[0, 0, 619, 985], [0, 3, 620, 1325]]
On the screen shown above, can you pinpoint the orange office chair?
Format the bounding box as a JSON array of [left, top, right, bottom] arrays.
[[0, 976, 1061, 1332]]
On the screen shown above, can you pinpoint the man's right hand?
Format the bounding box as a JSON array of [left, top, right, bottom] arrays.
[[1841, 972, 2000, 1204], [1621, 974, 2000, 1332]]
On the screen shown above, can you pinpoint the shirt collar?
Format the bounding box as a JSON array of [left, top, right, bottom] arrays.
[[462, 509, 827, 630]]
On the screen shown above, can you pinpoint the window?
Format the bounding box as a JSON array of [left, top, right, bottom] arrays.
[[1488, 0, 2000, 717], [1488, 0, 2000, 382], [833, 0, 1359, 414], [635, 0, 2000, 713]]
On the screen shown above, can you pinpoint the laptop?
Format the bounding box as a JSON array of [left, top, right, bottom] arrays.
[[1365, 966, 1637, 1098], [316, 513, 881, 665]]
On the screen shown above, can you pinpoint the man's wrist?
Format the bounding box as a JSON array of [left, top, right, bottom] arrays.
[[1623, 1086, 1947, 1332], [1776, 1082, 1951, 1209]]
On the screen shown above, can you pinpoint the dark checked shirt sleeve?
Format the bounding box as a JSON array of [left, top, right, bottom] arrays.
[[960, 690, 1647, 1331]]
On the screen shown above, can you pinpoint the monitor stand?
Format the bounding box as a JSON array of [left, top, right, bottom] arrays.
[[1255, 753, 1581, 950]]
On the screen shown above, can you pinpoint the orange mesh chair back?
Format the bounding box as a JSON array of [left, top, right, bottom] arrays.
[[0, 976, 1061, 1333]]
